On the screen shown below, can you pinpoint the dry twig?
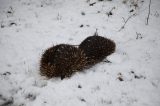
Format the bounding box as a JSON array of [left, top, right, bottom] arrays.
[[146, 0, 151, 25], [106, 7, 115, 17], [118, 13, 136, 31]]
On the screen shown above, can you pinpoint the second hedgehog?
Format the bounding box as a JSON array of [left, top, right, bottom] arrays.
[[79, 35, 116, 66], [40, 44, 87, 79]]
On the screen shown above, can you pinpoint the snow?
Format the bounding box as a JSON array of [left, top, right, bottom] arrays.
[[0, 0, 160, 106]]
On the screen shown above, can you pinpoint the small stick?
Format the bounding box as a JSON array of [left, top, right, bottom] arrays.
[[94, 28, 98, 36], [89, 2, 96, 6], [106, 7, 115, 17], [118, 13, 136, 31], [146, 0, 151, 25]]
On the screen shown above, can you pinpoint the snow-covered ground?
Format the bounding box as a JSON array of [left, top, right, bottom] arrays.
[[0, 0, 160, 106]]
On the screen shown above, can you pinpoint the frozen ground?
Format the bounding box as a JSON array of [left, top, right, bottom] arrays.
[[0, 0, 160, 106]]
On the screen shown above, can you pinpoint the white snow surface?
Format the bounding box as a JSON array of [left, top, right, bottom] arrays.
[[0, 0, 160, 106]]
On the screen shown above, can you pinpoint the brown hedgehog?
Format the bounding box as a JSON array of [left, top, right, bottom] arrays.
[[79, 35, 116, 66], [40, 44, 87, 79]]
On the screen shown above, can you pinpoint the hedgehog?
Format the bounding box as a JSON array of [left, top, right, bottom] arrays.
[[79, 34, 116, 67], [40, 44, 87, 79]]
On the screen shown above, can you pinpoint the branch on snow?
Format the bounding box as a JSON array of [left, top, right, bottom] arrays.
[[118, 13, 136, 32], [146, 0, 151, 25]]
